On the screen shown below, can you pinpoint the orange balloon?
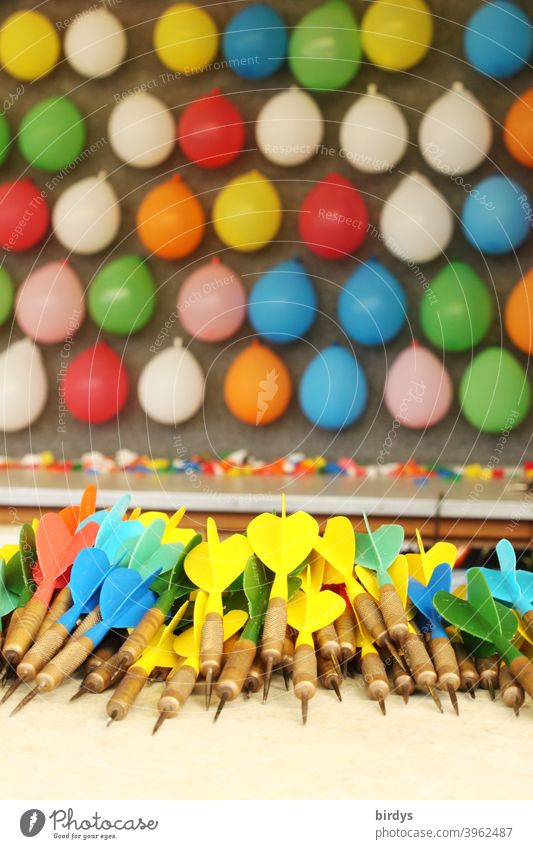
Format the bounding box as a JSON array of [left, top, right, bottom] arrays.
[[136, 175, 205, 259], [504, 87, 533, 168], [224, 340, 292, 426], [505, 267, 533, 354]]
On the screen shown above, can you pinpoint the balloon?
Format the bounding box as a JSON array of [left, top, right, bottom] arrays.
[[380, 172, 453, 264], [63, 342, 129, 424], [0, 266, 14, 326], [419, 82, 492, 175], [339, 85, 408, 174], [256, 86, 324, 167], [53, 172, 121, 255], [64, 9, 127, 78], [460, 347, 531, 432], [138, 339, 204, 425], [249, 258, 317, 343], [504, 87, 533, 168], [461, 175, 531, 255], [109, 93, 175, 168], [16, 260, 86, 344], [0, 115, 11, 166], [19, 97, 86, 172], [154, 3, 219, 74], [505, 267, 533, 354], [420, 261, 493, 352], [361, 0, 433, 71], [177, 258, 246, 342], [464, 1, 533, 79], [0, 179, 50, 252], [224, 341, 292, 425], [178, 88, 244, 169], [337, 258, 407, 346], [223, 4, 287, 79], [289, 0, 362, 91], [299, 173, 368, 259], [136, 175, 205, 259], [0, 11, 60, 80], [213, 170, 282, 252], [88, 255, 156, 336], [384, 343, 453, 429], [299, 344, 367, 430], [0, 339, 48, 432]]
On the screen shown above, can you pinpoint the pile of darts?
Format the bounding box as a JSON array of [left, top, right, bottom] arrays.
[[1, 485, 533, 730]]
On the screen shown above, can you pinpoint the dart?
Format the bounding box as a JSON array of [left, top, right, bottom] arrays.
[[317, 653, 343, 701], [70, 646, 125, 702], [280, 629, 295, 689], [334, 603, 357, 675], [409, 563, 461, 715], [452, 640, 479, 698], [106, 601, 188, 725], [476, 654, 500, 701], [184, 517, 251, 708], [214, 555, 270, 721], [479, 539, 533, 641], [243, 656, 265, 697], [247, 495, 319, 702], [434, 568, 533, 700], [357, 623, 390, 715], [287, 562, 345, 725], [390, 658, 415, 704], [499, 663, 524, 716]]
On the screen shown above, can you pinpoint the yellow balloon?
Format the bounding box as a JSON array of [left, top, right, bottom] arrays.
[[362, 0, 433, 71], [154, 2, 219, 74], [0, 11, 60, 80], [213, 170, 282, 252]]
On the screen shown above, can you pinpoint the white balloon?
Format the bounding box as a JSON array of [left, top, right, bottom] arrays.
[[52, 172, 121, 255], [256, 86, 324, 167], [419, 82, 492, 175], [339, 84, 409, 174], [64, 9, 127, 78], [380, 172, 454, 263], [0, 339, 48, 432], [109, 93, 175, 168], [138, 339, 204, 425]]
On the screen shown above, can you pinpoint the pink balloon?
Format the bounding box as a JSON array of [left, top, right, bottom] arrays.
[[15, 260, 86, 344], [383, 342, 453, 428], [177, 258, 246, 342]]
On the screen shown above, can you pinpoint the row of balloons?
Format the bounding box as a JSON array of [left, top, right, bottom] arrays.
[[0, 2, 530, 84], [1, 334, 530, 438], [3, 255, 533, 358], [1, 166, 531, 264]]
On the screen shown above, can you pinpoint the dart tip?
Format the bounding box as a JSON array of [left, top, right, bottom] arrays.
[[10, 685, 41, 716], [427, 685, 444, 714], [282, 666, 290, 691], [401, 685, 410, 705], [70, 685, 91, 702], [301, 696, 308, 726], [465, 679, 476, 699], [331, 655, 342, 679], [378, 697, 387, 716], [106, 710, 118, 728], [214, 692, 228, 723], [1, 676, 22, 705], [342, 659, 348, 678], [152, 712, 167, 736], [331, 678, 342, 702], [205, 669, 213, 711], [386, 640, 406, 672], [262, 658, 273, 704], [487, 679, 496, 702], [447, 683, 459, 716]]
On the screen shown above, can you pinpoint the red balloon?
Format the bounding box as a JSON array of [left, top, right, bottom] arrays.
[[298, 173, 369, 259], [178, 87, 245, 169], [63, 342, 129, 424], [0, 178, 49, 252]]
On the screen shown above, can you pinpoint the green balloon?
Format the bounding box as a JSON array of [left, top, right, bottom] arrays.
[[289, 0, 362, 91], [0, 114, 11, 166], [0, 266, 14, 326], [459, 347, 531, 433], [420, 261, 493, 352], [18, 97, 86, 172], [89, 255, 156, 335]]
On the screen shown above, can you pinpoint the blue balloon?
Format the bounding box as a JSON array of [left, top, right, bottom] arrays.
[[249, 258, 317, 344], [223, 4, 287, 79], [299, 344, 368, 430], [461, 175, 532, 255], [464, 1, 533, 79], [337, 258, 407, 346]]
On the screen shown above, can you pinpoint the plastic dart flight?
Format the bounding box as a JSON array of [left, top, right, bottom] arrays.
[[434, 568, 533, 700], [214, 555, 271, 721], [184, 518, 252, 708], [408, 563, 461, 715], [247, 495, 319, 702], [479, 539, 533, 641], [406, 530, 457, 585]]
